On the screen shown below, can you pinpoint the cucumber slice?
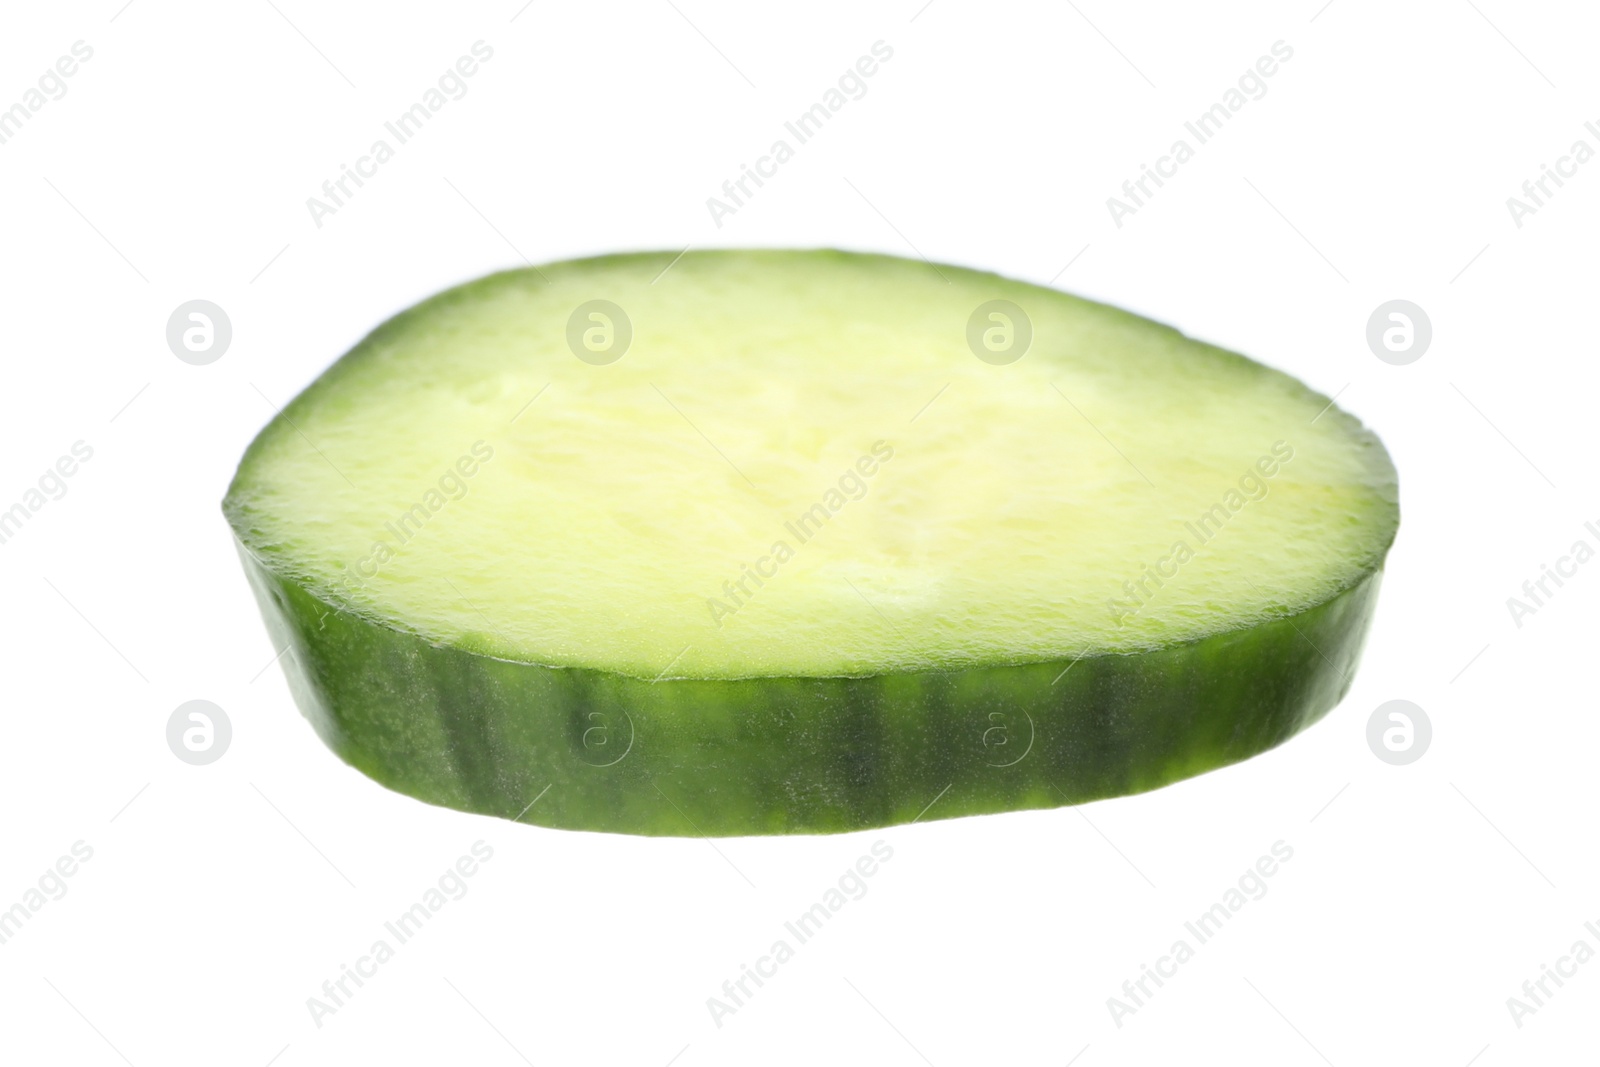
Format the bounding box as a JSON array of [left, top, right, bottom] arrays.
[[225, 250, 1398, 836]]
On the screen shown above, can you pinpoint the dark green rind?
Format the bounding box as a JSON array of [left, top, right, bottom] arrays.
[[238, 540, 1383, 837]]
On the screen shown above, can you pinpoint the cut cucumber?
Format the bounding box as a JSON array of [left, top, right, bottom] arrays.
[[225, 250, 1398, 836]]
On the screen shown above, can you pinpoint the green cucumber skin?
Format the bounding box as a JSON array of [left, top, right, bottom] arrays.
[[239, 541, 1382, 837]]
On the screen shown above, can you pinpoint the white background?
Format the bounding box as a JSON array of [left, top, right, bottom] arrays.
[[1, 1, 1595, 1064]]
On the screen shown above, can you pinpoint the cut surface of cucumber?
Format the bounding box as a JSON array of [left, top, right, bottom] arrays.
[[225, 250, 1398, 836]]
